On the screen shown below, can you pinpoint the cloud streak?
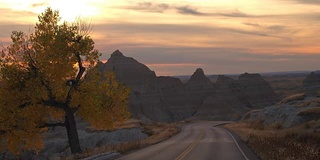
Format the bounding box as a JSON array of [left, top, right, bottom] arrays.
[[287, 0, 320, 4], [94, 22, 290, 42], [175, 5, 206, 16], [243, 22, 287, 33], [124, 2, 170, 13], [124, 2, 259, 18], [218, 10, 250, 17], [31, 2, 49, 8], [146, 63, 202, 67], [0, 8, 37, 24]]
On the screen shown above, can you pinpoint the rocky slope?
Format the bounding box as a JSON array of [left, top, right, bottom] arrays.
[[242, 93, 320, 128], [98, 50, 280, 122], [238, 71, 320, 128]]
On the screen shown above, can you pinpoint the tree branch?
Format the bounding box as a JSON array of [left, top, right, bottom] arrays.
[[39, 122, 65, 128], [18, 101, 31, 109], [75, 52, 86, 83], [43, 99, 66, 109], [65, 51, 85, 105], [106, 103, 118, 118], [72, 105, 80, 112]]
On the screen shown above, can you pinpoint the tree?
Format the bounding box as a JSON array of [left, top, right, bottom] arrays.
[[0, 8, 131, 155]]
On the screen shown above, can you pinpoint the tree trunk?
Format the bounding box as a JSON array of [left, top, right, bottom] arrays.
[[64, 107, 82, 154]]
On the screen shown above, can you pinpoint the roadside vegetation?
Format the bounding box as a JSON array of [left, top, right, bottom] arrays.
[[63, 120, 181, 159], [225, 120, 320, 160]]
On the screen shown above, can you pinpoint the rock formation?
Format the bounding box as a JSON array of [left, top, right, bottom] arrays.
[[242, 93, 320, 128], [98, 50, 157, 89], [98, 50, 280, 122], [195, 73, 279, 120], [98, 50, 170, 121], [232, 73, 280, 108], [303, 72, 320, 87], [156, 76, 183, 90], [185, 68, 214, 90], [196, 75, 245, 120]]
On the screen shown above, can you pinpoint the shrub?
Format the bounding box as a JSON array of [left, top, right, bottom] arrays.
[[251, 120, 265, 130]]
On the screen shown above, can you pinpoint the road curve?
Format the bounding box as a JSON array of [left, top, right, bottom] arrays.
[[116, 121, 258, 160]]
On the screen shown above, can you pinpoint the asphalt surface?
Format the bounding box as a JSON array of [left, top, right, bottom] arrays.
[[116, 121, 259, 160]]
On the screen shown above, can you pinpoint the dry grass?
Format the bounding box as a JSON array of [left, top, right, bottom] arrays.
[[297, 108, 320, 122], [277, 93, 306, 105], [225, 121, 320, 160], [298, 107, 320, 114], [296, 98, 320, 108], [242, 109, 262, 121], [142, 123, 180, 145], [63, 122, 180, 160]]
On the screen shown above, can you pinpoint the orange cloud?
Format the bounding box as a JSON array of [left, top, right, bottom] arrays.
[[146, 63, 201, 67]]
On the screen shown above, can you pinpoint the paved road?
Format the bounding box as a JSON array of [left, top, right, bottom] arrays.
[[117, 121, 257, 160]]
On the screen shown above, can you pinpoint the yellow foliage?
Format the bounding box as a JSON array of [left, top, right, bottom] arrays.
[[77, 69, 131, 130], [0, 7, 130, 155]]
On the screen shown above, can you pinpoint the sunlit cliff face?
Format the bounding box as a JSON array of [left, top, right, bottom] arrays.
[[1, 0, 320, 75]]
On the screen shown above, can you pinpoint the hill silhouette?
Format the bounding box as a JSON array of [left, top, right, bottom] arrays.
[[98, 50, 280, 122]]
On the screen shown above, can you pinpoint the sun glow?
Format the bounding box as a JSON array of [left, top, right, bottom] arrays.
[[48, 0, 100, 22], [0, 0, 101, 23]]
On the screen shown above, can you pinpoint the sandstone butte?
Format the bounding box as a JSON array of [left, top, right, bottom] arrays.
[[98, 50, 280, 122]]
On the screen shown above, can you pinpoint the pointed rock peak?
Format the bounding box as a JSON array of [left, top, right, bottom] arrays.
[[194, 68, 204, 75], [100, 50, 157, 86], [191, 68, 207, 77], [186, 68, 212, 86], [111, 49, 124, 58], [190, 68, 207, 80]]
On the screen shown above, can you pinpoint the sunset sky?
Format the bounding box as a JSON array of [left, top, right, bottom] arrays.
[[0, 0, 320, 76]]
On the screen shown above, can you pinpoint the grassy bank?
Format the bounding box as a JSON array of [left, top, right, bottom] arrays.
[[225, 121, 320, 160]]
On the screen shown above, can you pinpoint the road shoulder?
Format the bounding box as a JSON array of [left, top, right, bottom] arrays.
[[222, 127, 260, 160]]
